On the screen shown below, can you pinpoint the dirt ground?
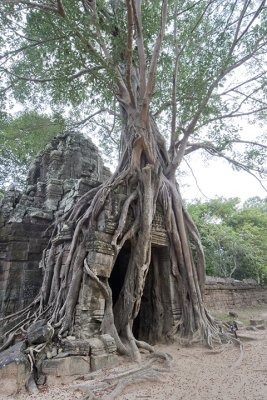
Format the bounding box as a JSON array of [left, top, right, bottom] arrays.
[[2, 307, 267, 400]]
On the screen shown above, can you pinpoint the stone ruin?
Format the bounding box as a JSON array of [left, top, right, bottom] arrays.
[[0, 131, 181, 392], [0, 132, 116, 391], [0, 131, 181, 341], [0, 131, 267, 393], [0, 131, 110, 317]]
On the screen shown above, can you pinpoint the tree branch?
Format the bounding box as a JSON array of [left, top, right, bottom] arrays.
[[205, 149, 267, 192], [125, 0, 136, 107], [1, 66, 103, 83], [185, 139, 267, 156], [184, 158, 209, 199], [182, 2, 267, 139], [141, 0, 168, 124], [220, 71, 267, 96], [234, 0, 266, 46], [0, 36, 69, 62], [184, 140, 267, 191], [56, 0, 65, 17], [1, 0, 61, 15], [72, 108, 120, 127], [170, 0, 179, 151], [197, 104, 267, 128], [132, 0, 146, 98]]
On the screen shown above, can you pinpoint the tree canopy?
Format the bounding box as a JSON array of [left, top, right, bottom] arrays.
[[0, 0, 267, 186]]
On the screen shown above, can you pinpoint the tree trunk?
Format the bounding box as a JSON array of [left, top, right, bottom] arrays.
[[0, 109, 225, 357]]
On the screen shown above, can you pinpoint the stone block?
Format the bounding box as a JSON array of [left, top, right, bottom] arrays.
[[256, 324, 266, 330], [86, 252, 114, 278], [100, 334, 117, 354], [87, 337, 105, 356], [91, 354, 118, 371], [42, 356, 90, 376], [250, 319, 264, 326], [27, 319, 53, 345], [61, 339, 91, 356], [0, 342, 30, 395]]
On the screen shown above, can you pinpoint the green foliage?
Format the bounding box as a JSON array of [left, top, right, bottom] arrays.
[[0, 1, 266, 185], [0, 112, 65, 189], [188, 197, 267, 283], [1, 3, 267, 127]]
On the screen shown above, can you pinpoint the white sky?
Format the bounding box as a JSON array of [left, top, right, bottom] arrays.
[[179, 120, 267, 202], [180, 156, 266, 202]]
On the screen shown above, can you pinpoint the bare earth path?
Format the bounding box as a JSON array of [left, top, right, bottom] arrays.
[[118, 330, 267, 400], [2, 319, 267, 400]]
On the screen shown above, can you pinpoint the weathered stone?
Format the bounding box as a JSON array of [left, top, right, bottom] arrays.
[[246, 326, 257, 331], [27, 319, 53, 345], [205, 276, 267, 310], [229, 311, 238, 318], [0, 132, 111, 318], [250, 319, 264, 326], [100, 334, 117, 354], [87, 337, 105, 356], [41, 356, 90, 376], [0, 342, 30, 395], [61, 339, 91, 356], [91, 354, 118, 371]]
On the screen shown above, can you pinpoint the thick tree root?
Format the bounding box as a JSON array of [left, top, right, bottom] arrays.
[[73, 351, 171, 400]]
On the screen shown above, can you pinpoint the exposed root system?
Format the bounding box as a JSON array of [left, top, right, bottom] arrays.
[[73, 352, 172, 400]]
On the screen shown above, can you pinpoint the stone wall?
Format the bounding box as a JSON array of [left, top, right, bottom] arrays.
[[205, 276, 267, 310], [0, 132, 110, 317]]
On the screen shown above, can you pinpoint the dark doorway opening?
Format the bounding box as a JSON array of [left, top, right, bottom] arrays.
[[108, 241, 131, 306], [133, 246, 172, 343]]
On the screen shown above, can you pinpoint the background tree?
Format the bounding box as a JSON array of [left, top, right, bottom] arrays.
[[1, 0, 267, 364], [0, 111, 65, 189], [188, 197, 267, 283]]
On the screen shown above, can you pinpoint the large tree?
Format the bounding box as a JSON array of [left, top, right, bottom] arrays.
[[1, 0, 267, 362]]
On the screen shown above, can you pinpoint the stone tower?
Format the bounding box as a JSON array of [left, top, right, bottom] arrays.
[[0, 132, 110, 317]]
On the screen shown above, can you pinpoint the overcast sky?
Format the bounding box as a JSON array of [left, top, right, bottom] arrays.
[[180, 156, 266, 202], [179, 121, 266, 202]]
